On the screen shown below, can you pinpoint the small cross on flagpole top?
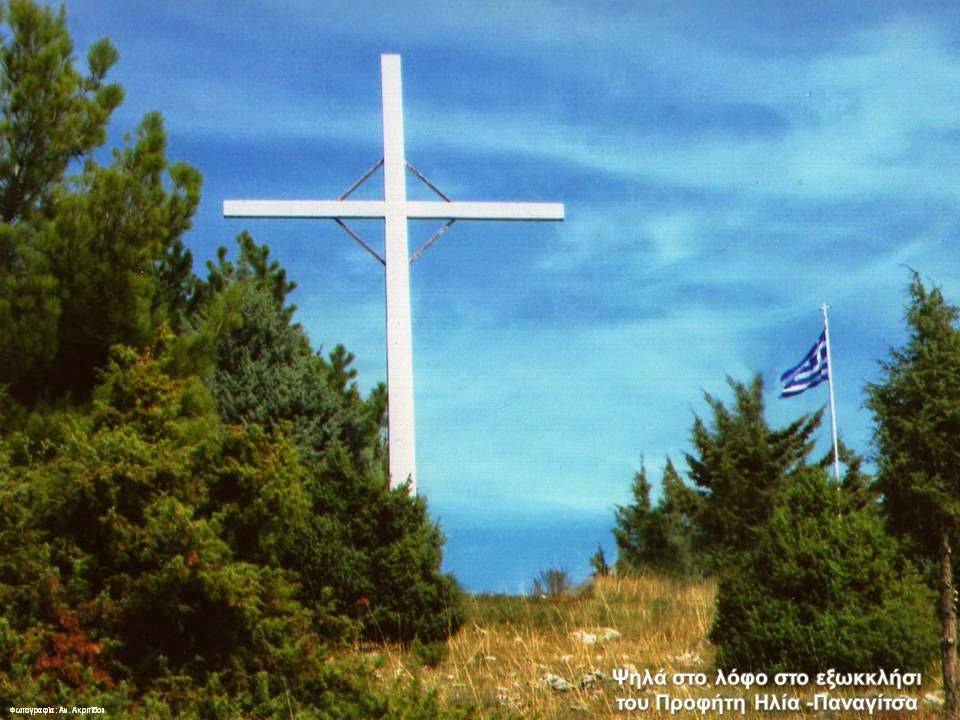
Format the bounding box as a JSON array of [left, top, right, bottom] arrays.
[[224, 54, 564, 494]]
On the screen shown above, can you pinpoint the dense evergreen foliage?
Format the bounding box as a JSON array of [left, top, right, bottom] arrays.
[[867, 277, 960, 557], [613, 459, 702, 576], [687, 375, 821, 562], [614, 375, 822, 576], [0, 0, 200, 403], [866, 275, 960, 716], [710, 468, 937, 673], [0, 2, 465, 715], [203, 239, 386, 468], [292, 444, 463, 643]]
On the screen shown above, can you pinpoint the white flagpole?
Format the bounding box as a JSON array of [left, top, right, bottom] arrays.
[[820, 303, 841, 481]]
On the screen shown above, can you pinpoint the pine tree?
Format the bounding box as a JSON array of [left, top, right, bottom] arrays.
[[655, 458, 704, 575], [589, 545, 610, 577], [39, 112, 201, 397], [0, 0, 121, 398], [203, 236, 385, 467], [199, 237, 454, 642], [612, 462, 655, 572], [202, 230, 297, 320], [613, 459, 703, 575], [686, 374, 821, 562], [0, 0, 123, 224], [0, 2, 201, 405], [866, 274, 960, 717]]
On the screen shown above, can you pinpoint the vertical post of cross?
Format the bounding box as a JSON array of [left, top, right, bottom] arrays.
[[380, 54, 417, 492]]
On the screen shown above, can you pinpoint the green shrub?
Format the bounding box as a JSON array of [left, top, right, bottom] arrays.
[[0, 348, 316, 688], [200, 249, 463, 645], [710, 468, 937, 673], [0, 345, 463, 708], [293, 447, 464, 644]]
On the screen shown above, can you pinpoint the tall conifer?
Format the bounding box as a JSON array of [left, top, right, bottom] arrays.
[[686, 375, 820, 560], [867, 275, 960, 717]]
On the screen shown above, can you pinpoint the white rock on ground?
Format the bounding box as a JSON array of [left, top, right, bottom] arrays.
[[668, 650, 703, 666], [599, 627, 622, 641], [540, 672, 575, 692], [570, 627, 621, 645]]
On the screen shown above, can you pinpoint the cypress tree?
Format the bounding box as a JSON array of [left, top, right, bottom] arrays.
[[686, 374, 821, 562], [612, 462, 655, 572], [613, 459, 703, 575], [866, 274, 960, 717]]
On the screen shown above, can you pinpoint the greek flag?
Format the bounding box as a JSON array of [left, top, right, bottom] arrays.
[[780, 331, 829, 398]]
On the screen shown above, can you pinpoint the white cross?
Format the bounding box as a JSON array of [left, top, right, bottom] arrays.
[[224, 54, 564, 494]]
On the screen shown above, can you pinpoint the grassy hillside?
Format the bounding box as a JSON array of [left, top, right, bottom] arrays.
[[361, 573, 943, 719]]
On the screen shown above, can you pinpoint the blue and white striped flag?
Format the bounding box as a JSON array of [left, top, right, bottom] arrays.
[[780, 331, 829, 398]]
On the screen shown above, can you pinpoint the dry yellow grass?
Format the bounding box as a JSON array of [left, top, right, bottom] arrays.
[[361, 573, 943, 719]]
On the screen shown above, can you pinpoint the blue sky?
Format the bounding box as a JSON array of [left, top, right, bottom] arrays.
[[61, 0, 960, 592]]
